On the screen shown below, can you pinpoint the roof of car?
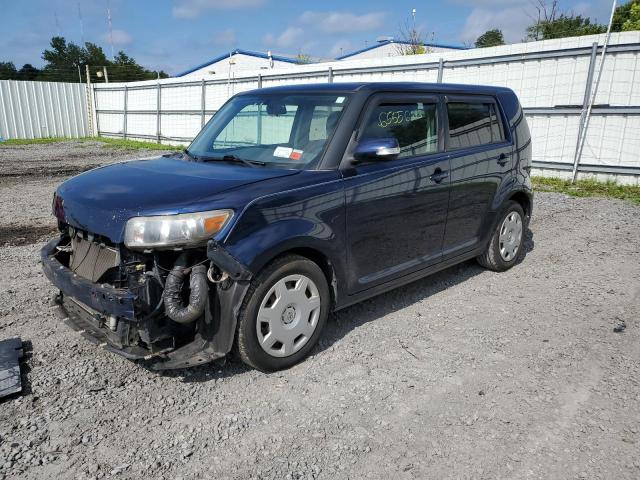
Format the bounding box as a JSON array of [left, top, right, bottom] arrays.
[[239, 82, 514, 96]]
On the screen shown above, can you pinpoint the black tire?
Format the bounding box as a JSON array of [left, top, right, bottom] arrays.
[[235, 254, 330, 372], [477, 201, 525, 272]]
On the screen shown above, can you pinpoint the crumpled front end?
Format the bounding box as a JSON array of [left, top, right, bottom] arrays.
[[41, 226, 251, 370]]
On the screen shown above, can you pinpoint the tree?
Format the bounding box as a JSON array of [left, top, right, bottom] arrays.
[[527, 14, 606, 40], [612, 0, 640, 31], [619, 1, 640, 31], [526, 1, 606, 40], [395, 18, 427, 55], [0, 62, 18, 80], [40, 36, 166, 82], [83, 42, 110, 66], [17, 64, 40, 81], [475, 29, 505, 47], [41, 36, 85, 82], [624, 2, 640, 30], [295, 52, 312, 64]]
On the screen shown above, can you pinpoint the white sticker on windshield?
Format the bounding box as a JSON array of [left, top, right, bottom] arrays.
[[335, 96, 345, 104], [274, 146, 293, 158]]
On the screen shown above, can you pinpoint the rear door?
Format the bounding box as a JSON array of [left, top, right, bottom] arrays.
[[441, 95, 512, 257], [342, 93, 450, 293]]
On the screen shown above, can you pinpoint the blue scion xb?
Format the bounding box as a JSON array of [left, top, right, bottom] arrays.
[[42, 82, 533, 372]]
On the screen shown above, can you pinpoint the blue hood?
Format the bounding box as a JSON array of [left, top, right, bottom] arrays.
[[55, 156, 299, 243]]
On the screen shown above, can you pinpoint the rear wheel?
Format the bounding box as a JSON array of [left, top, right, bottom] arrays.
[[235, 255, 330, 372], [477, 201, 525, 271]]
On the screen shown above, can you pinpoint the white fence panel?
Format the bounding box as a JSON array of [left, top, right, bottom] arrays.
[[0, 80, 89, 140], [93, 31, 640, 182]]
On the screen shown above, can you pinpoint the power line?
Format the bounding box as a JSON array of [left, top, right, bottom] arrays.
[[78, 2, 85, 45]]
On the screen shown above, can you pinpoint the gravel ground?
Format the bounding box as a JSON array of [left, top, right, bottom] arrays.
[[0, 141, 639, 480]]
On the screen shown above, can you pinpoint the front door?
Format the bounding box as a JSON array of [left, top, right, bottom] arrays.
[[342, 94, 450, 294]]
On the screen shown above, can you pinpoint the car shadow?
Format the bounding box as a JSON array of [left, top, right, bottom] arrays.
[[149, 357, 253, 383], [159, 227, 534, 382], [315, 225, 534, 357]]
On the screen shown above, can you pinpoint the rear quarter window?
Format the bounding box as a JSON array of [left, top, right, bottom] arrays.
[[447, 101, 504, 150]]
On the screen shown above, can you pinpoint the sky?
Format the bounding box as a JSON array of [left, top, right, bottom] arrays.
[[0, 0, 615, 75]]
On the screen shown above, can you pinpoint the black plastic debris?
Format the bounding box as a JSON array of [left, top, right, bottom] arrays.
[[0, 337, 24, 399], [613, 322, 626, 333]]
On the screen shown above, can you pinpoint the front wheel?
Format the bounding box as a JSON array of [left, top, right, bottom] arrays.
[[235, 255, 330, 372], [477, 201, 525, 272]]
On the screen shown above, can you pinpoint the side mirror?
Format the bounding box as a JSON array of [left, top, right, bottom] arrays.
[[353, 138, 400, 162]]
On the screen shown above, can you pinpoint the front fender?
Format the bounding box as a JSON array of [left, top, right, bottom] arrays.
[[221, 175, 347, 283]]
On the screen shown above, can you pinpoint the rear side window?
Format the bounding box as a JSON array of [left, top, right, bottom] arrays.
[[360, 102, 439, 159], [447, 102, 504, 149]]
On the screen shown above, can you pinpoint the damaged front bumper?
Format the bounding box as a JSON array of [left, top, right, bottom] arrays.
[[41, 236, 251, 370]]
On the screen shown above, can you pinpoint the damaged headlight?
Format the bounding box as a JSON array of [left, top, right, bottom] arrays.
[[124, 209, 233, 250]]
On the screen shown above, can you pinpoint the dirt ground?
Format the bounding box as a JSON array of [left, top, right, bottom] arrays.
[[0, 141, 639, 480]]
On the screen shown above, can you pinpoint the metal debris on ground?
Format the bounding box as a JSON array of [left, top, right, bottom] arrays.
[[613, 321, 627, 333], [0, 337, 24, 399]]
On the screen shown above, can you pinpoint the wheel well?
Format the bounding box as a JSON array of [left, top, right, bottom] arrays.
[[509, 191, 531, 219], [274, 247, 338, 309]]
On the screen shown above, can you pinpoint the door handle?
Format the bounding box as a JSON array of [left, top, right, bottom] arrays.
[[429, 168, 449, 184], [497, 153, 508, 166]]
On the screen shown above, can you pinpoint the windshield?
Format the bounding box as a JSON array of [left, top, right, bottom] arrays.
[[188, 93, 350, 168]]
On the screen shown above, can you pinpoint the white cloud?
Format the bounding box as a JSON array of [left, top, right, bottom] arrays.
[[299, 11, 386, 34], [213, 28, 236, 46], [460, 6, 533, 44], [263, 26, 304, 48], [262, 10, 385, 54], [172, 0, 264, 19], [103, 29, 133, 46]]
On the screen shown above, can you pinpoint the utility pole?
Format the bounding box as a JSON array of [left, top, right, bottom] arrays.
[[571, 0, 617, 183], [102, 66, 109, 83], [85, 65, 94, 136]]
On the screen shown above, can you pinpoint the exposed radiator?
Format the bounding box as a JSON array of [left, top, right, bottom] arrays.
[[70, 236, 120, 282]]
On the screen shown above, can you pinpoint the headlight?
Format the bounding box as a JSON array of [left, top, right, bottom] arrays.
[[124, 209, 232, 250]]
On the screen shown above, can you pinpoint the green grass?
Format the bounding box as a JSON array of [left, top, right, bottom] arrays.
[[1, 136, 171, 150], [533, 176, 640, 205], [91, 137, 171, 150]]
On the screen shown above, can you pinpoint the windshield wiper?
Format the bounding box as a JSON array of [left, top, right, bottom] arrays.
[[200, 154, 266, 167]]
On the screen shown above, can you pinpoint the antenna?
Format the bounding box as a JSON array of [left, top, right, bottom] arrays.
[[78, 2, 85, 45], [107, 0, 114, 59], [54, 11, 61, 37]]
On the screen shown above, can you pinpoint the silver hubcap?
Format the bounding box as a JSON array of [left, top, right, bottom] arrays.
[[499, 211, 523, 261], [256, 274, 321, 358]]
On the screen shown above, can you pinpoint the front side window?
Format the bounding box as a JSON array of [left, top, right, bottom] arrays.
[[189, 93, 349, 168], [447, 101, 504, 149], [360, 101, 439, 159]]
